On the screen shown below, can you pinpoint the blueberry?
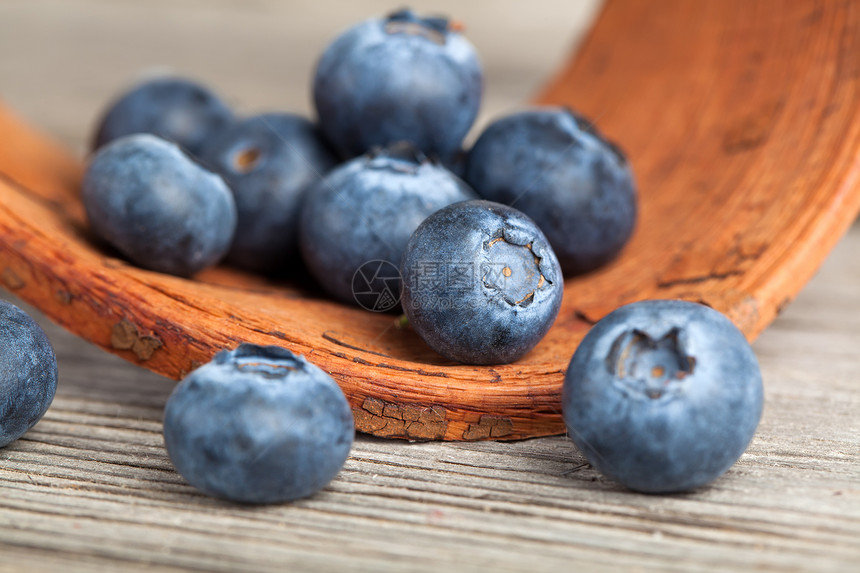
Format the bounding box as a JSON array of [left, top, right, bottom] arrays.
[[163, 344, 354, 504], [299, 144, 476, 308], [400, 200, 563, 365], [82, 134, 237, 277], [466, 107, 637, 275], [198, 113, 338, 273], [313, 8, 482, 160], [562, 300, 763, 493], [93, 77, 234, 156], [0, 301, 58, 448]]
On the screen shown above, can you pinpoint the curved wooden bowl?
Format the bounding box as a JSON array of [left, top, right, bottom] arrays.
[[1, 0, 859, 441]]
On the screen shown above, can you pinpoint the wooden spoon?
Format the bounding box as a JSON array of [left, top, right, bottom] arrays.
[[1, 0, 859, 440]]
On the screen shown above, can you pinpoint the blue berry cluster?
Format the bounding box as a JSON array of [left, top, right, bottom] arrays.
[[84, 7, 638, 366], [67, 7, 765, 500]]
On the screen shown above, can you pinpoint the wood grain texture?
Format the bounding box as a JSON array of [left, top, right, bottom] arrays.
[[1, 0, 860, 441], [537, 0, 860, 337], [0, 224, 858, 572], [0, 2, 857, 570]]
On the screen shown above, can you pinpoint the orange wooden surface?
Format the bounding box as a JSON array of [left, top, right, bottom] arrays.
[[1, 0, 859, 440]]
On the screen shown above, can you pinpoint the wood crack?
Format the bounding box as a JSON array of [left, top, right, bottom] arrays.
[[352, 397, 448, 440], [657, 270, 744, 289], [322, 332, 449, 377], [110, 318, 163, 361], [0, 170, 70, 214]]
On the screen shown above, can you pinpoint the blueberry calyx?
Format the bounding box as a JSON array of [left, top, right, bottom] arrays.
[[386, 7, 418, 21], [384, 8, 449, 44], [231, 146, 263, 174], [496, 222, 559, 285], [482, 237, 549, 307], [214, 344, 305, 379], [421, 17, 451, 34], [605, 328, 696, 399]]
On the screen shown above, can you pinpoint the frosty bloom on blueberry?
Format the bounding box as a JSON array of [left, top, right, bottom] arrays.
[[313, 8, 483, 160], [163, 344, 354, 504], [562, 300, 764, 493], [0, 300, 58, 448], [299, 143, 475, 307], [401, 200, 563, 365], [93, 76, 234, 156], [199, 113, 338, 273], [82, 133, 237, 277], [466, 107, 637, 275]]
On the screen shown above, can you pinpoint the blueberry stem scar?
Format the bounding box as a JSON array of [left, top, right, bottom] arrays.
[[384, 21, 447, 44], [233, 147, 262, 173], [483, 236, 549, 307], [606, 328, 696, 398]]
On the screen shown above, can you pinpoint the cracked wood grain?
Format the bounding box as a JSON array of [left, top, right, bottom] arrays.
[[352, 397, 448, 440], [110, 319, 163, 361]]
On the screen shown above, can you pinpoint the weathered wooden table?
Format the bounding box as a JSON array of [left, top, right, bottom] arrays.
[[0, 2, 857, 571]]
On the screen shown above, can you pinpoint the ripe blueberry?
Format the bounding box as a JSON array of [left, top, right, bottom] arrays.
[[0, 300, 58, 448], [562, 299, 764, 493], [82, 134, 237, 277], [313, 8, 483, 160], [401, 200, 563, 365], [93, 77, 233, 156], [199, 113, 338, 273], [466, 107, 637, 275], [299, 144, 476, 307], [163, 344, 354, 504]]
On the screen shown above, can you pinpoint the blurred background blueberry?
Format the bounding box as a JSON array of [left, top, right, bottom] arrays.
[[466, 107, 637, 276], [299, 143, 476, 308], [313, 8, 483, 161], [199, 113, 338, 273], [82, 133, 237, 277], [92, 76, 234, 156]]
